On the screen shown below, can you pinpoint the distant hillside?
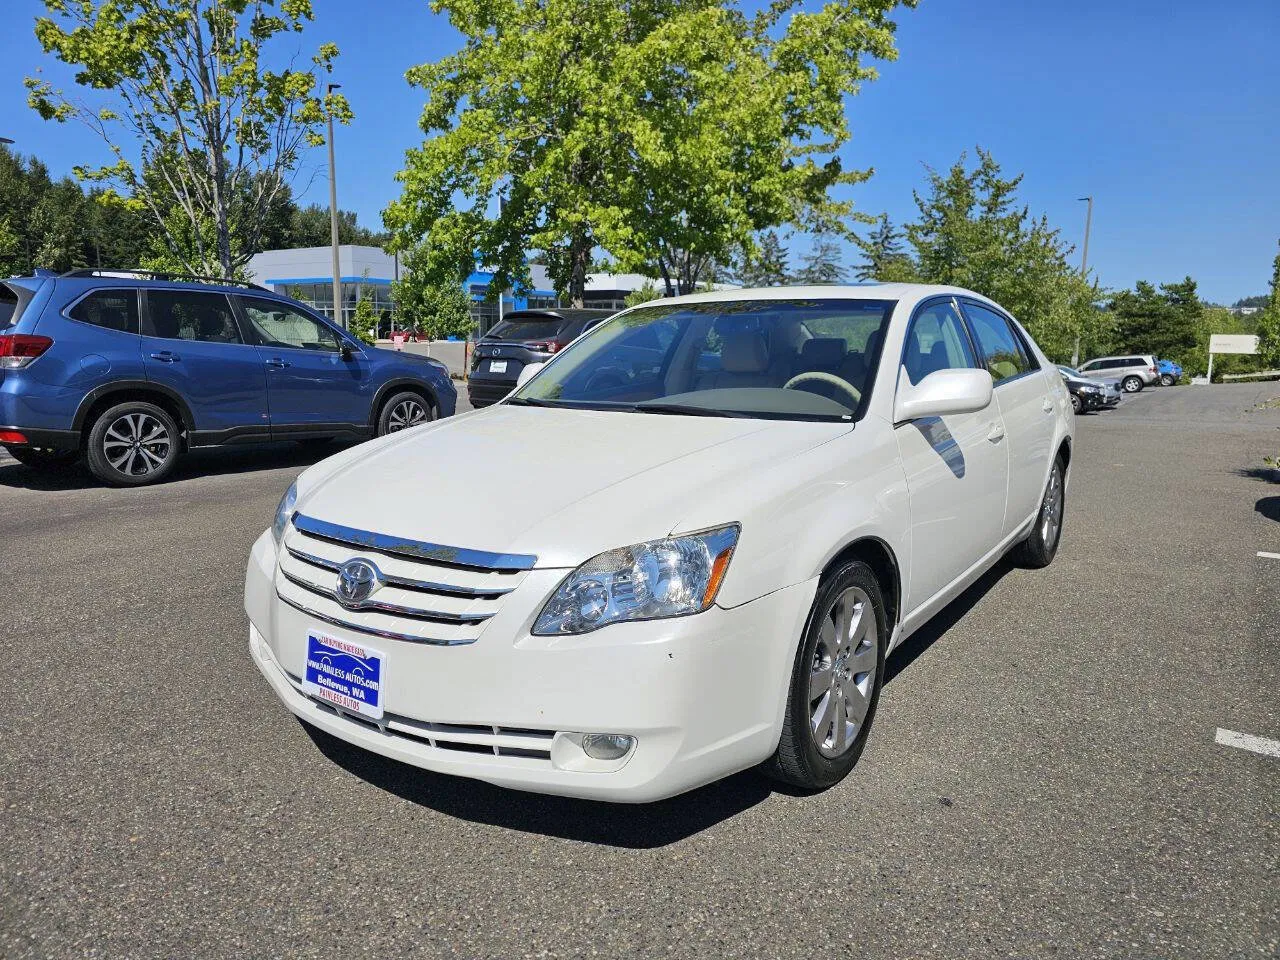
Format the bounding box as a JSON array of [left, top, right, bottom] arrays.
[[1233, 294, 1268, 309]]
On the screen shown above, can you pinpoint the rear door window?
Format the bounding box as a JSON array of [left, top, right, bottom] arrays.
[[69, 289, 141, 334], [145, 290, 242, 343], [962, 302, 1036, 383]]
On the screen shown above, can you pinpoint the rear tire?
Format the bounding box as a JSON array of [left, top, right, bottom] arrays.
[[1011, 456, 1065, 569], [1122, 376, 1143, 393], [763, 560, 886, 792], [85, 401, 180, 486], [1160, 374, 1176, 387], [7, 447, 78, 470], [377, 391, 434, 436]]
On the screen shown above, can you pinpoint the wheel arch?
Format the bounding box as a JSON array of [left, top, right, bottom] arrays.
[[73, 381, 196, 441], [819, 535, 902, 633], [369, 378, 438, 428]]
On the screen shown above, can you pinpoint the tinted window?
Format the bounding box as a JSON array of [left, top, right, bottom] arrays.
[[964, 302, 1034, 383], [0, 285, 19, 329], [902, 300, 977, 385], [147, 290, 241, 343], [488, 317, 565, 342], [69, 290, 140, 334], [240, 297, 341, 352]]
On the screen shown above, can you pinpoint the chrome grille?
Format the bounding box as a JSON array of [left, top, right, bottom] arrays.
[[276, 513, 535, 645]]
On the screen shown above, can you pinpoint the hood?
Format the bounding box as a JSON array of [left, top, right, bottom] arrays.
[[297, 405, 850, 567]]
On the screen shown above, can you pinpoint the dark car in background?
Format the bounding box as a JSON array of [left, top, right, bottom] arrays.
[[467, 308, 615, 407], [1058, 364, 1121, 413], [1, 269, 456, 485]]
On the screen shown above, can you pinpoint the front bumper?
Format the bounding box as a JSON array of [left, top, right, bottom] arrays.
[[245, 530, 816, 802]]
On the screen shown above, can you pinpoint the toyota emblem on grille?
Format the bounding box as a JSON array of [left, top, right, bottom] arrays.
[[336, 558, 382, 608]]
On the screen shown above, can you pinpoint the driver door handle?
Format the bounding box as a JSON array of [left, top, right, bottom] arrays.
[[149, 351, 180, 362], [986, 421, 1006, 443], [266, 357, 291, 369]]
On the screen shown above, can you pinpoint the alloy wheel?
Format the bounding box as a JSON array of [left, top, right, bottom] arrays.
[[102, 413, 172, 477], [1123, 377, 1141, 393], [387, 398, 428, 432], [808, 586, 878, 758], [1040, 462, 1064, 549]]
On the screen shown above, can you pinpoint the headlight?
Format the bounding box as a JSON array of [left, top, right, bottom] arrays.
[[533, 525, 740, 635], [272, 481, 297, 545]]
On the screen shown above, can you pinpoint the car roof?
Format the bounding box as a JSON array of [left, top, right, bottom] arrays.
[[498, 308, 614, 323], [626, 283, 1004, 313], [37, 269, 274, 299]]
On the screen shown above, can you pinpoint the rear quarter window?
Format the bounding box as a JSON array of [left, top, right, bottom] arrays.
[[68, 289, 140, 334], [0, 285, 18, 329]]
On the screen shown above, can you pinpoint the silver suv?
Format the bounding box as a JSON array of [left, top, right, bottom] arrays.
[[1077, 354, 1160, 393]]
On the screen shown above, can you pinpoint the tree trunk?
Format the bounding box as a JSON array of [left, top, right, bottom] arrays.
[[567, 227, 590, 308]]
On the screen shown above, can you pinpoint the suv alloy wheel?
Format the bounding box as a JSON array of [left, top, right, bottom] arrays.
[[85, 401, 181, 486], [1122, 375, 1143, 393]]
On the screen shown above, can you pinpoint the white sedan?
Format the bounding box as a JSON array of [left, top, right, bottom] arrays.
[[245, 284, 1074, 802]]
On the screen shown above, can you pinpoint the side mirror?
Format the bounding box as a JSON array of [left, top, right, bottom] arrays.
[[894, 367, 993, 422], [340, 344, 355, 361], [516, 361, 545, 388]]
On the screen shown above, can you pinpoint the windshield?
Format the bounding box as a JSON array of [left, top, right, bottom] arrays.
[[509, 298, 895, 421]]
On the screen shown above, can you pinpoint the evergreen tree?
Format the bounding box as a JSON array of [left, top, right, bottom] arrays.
[[1256, 241, 1280, 369], [1109, 278, 1201, 361], [854, 213, 916, 281], [735, 231, 791, 288], [795, 235, 847, 285]]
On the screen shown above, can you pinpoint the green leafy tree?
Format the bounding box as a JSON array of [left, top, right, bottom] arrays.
[[734, 230, 791, 288], [624, 280, 663, 307], [27, 0, 351, 279], [795, 235, 847, 285], [854, 213, 917, 281], [386, 0, 912, 304], [349, 297, 378, 346], [392, 249, 474, 341], [1256, 241, 1280, 369]]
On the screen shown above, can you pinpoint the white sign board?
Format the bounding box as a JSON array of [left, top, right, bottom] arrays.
[[1209, 334, 1259, 355]]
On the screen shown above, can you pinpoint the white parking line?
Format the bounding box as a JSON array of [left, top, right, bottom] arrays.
[[1215, 728, 1280, 758], [1257, 551, 1280, 560]]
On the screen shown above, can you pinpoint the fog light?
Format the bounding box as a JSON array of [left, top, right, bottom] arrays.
[[581, 733, 635, 761]]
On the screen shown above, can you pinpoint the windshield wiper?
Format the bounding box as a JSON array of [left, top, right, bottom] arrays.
[[503, 396, 562, 407], [632, 402, 742, 418]]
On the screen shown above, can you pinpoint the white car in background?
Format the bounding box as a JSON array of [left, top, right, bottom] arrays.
[[245, 284, 1075, 802]]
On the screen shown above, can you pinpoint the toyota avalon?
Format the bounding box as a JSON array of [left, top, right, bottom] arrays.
[[245, 284, 1074, 802]]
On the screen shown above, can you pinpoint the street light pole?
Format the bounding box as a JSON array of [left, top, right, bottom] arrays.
[[326, 83, 344, 329], [1073, 195, 1094, 366]]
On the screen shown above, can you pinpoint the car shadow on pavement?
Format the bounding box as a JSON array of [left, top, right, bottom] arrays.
[[303, 723, 778, 847], [0, 441, 360, 492], [884, 559, 1012, 685]]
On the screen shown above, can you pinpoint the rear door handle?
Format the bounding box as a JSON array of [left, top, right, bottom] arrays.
[[266, 358, 291, 369], [1042, 398, 1055, 413], [149, 351, 180, 362], [986, 422, 1006, 443]]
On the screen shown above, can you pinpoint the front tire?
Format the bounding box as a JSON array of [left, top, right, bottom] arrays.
[[1011, 455, 1065, 568], [377, 391, 434, 436], [1122, 376, 1143, 393], [763, 560, 886, 792], [1069, 393, 1082, 415], [85, 401, 180, 486]]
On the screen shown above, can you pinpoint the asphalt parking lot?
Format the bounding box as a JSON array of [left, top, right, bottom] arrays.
[[1, 383, 1276, 959]]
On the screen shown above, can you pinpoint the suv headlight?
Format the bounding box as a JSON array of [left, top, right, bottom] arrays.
[[272, 481, 297, 545], [533, 525, 740, 635]]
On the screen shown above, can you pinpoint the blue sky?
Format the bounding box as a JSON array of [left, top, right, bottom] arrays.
[[2, 0, 1276, 304]]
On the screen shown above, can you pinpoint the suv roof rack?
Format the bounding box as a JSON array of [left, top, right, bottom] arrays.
[[58, 268, 269, 292]]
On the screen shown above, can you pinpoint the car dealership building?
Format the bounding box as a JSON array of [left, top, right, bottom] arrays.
[[246, 245, 658, 335]]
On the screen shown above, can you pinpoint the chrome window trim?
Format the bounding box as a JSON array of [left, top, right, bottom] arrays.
[[285, 545, 515, 598], [291, 512, 538, 571], [275, 591, 476, 646]]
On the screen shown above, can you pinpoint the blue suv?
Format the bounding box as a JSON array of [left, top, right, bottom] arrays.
[[0, 270, 456, 485]]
